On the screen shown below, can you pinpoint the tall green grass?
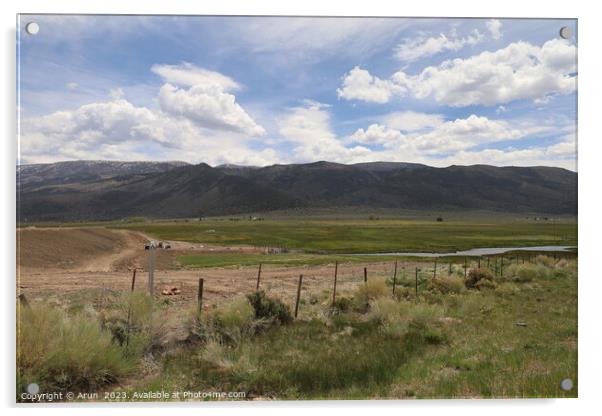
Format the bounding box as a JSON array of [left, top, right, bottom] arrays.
[[17, 304, 133, 395]]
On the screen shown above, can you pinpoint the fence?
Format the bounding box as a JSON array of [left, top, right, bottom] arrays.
[[183, 251, 577, 319]]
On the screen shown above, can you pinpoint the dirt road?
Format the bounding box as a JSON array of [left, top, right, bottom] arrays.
[[17, 226, 420, 310], [18, 260, 406, 307]]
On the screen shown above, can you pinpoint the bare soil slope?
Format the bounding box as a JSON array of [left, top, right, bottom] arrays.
[[17, 227, 148, 271]]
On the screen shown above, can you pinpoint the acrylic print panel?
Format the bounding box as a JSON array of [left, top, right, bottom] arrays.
[[16, 15, 577, 402]]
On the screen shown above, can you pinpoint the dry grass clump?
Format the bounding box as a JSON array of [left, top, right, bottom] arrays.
[[100, 291, 165, 357], [18, 303, 132, 394], [354, 278, 389, 308], [188, 293, 278, 345], [495, 282, 520, 296], [534, 255, 556, 268], [465, 268, 494, 289], [475, 278, 497, 290], [428, 275, 465, 294], [505, 263, 549, 282], [367, 298, 446, 342]]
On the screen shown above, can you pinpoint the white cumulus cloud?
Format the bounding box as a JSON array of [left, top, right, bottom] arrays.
[[151, 63, 265, 136], [278, 102, 370, 162], [158, 83, 266, 137], [349, 114, 524, 154], [339, 39, 576, 107], [337, 66, 408, 104]]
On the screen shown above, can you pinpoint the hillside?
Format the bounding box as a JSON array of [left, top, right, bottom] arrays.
[[17, 160, 577, 221]]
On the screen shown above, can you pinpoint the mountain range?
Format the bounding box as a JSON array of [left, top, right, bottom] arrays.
[[17, 160, 577, 222]]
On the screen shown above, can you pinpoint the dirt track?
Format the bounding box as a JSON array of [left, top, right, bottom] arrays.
[[18, 261, 403, 307], [17, 227, 409, 308]]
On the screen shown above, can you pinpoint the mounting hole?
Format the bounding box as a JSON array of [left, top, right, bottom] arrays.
[[559, 26, 572, 40], [25, 22, 39, 35], [26, 383, 40, 394], [560, 378, 573, 391]]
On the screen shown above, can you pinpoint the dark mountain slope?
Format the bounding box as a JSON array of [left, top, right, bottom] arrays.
[[17, 160, 577, 221], [18, 163, 303, 221]]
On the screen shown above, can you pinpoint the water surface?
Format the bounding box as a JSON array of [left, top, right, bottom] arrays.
[[349, 246, 576, 257]]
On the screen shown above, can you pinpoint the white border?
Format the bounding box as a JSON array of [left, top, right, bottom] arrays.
[[2, 1, 600, 415]]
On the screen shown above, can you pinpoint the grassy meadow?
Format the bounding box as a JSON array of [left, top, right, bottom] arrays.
[[119, 217, 577, 254], [17, 255, 577, 401]]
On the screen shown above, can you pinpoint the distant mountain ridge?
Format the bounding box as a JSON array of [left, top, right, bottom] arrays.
[[17, 160, 577, 221]]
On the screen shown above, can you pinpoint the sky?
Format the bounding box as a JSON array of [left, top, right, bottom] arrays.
[[17, 15, 577, 170]]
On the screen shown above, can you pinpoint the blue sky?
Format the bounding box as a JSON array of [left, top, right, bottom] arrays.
[[17, 15, 577, 170]]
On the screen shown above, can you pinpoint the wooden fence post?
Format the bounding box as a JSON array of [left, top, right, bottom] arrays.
[[392, 261, 398, 294], [415, 267, 419, 297], [500, 256, 504, 277], [125, 268, 138, 349], [364, 267, 368, 285], [130, 268, 137, 292], [464, 257, 468, 279], [256, 263, 262, 291], [198, 278, 204, 314], [294, 274, 303, 318], [332, 261, 338, 307], [147, 245, 155, 296], [477, 258, 481, 269]]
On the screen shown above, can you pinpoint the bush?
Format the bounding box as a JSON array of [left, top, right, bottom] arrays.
[[393, 286, 414, 301], [214, 296, 255, 330], [407, 303, 445, 332], [332, 296, 353, 313], [555, 258, 569, 269], [367, 298, 401, 325], [465, 268, 494, 289], [246, 291, 292, 325], [495, 282, 520, 296], [428, 275, 465, 294], [367, 298, 445, 341], [18, 303, 132, 395], [507, 263, 549, 282], [534, 255, 555, 268], [100, 292, 163, 357], [475, 278, 497, 290], [354, 279, 389, 309]]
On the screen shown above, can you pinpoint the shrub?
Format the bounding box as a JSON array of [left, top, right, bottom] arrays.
[[214, 296, 255, 330], [332, 296, 353, 313], [18, 303, 132, 395], [428, 275, 465, 294], [354, 279, 389, 309], [393, 286, 414, 301], [367, 298, 400, 325], [246, 291, 292, 325], [100, 292, 163, 357], [495, 282, 520, 296], [508, 263, 549, 282], [406, 303, 445, 332], [534, 255, 556, 268], [475, 278, 497, 290], [465, 268, 494, 289], [367, 298, 445, 341]]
